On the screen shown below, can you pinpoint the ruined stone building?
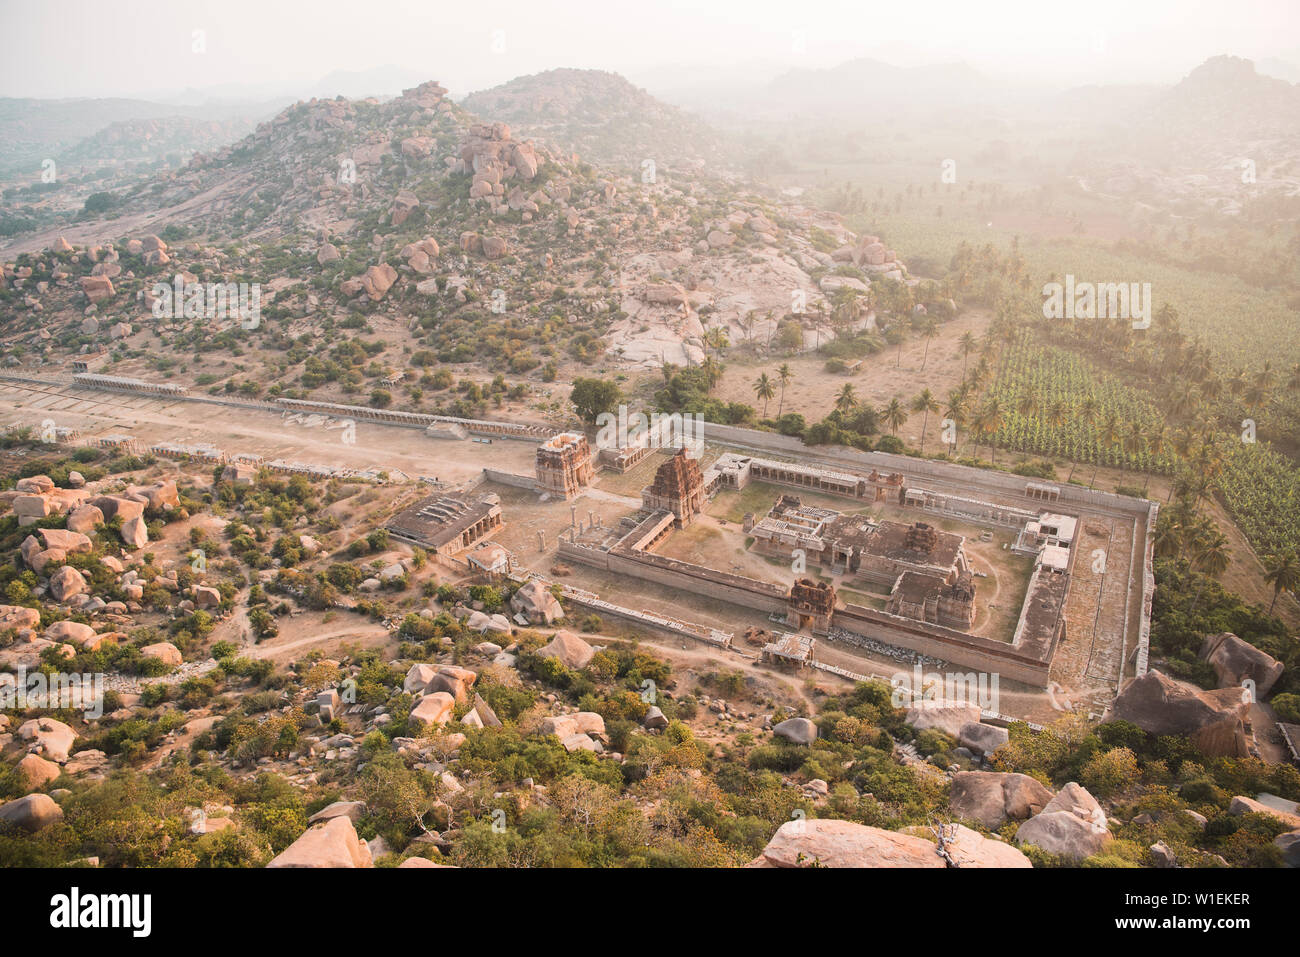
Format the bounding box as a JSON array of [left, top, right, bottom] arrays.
[[535, 432, 594, 499], [885, 569, 977, 630], [786, 578, 836, 634], [385, 493, 503, 559], [747, 496, 969, 587], [641, 448, 706, 527]]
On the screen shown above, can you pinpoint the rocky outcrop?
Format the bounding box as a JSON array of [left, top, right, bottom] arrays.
[[410, 692, 456, 727], [510, 580, 563, 624], [536, 630, 594, 670], [539, 712, 605, 739], [958, 721, 1009, 755], [267, 816, 373, 868], [0, 793, 64, 831], [390, 190, 421, 227], [773, 717, 818, 746], [1227, 796, 1300, 830], [1015, 783, 1112, 861], [1199, 633, 1284, 698], [18, 717, 77, 763], [16, 753, 63, 790], [752, 819, 945, 868], [1104, 670, 1253, 757], [340, 263, 398, 301], [140, 641, 183, 668], [48, 566, 88, 602], [949, 771, 1055, 828]]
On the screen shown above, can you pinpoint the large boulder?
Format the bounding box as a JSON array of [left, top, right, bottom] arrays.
[[140, 641, 183, 668], [120, 515, 149, 549], [307, 801, 366, 825], [510, 580, 563, 624], [16, 753, 63, 790], [904, 823, 1033, 868], [0, 605, 40, 631], [1276, 829, 1300, 868], [37, 528, 92, 554], [18, 717, 77, 763], [1199, 633, 1284, 698], [1104, 670, 1253, 757], [905, 704, 982, 738], [403, 663, 438, 694], [15, 475, 55, 493], [1227, 796, 1300, 830], [267, 816, 373, 868], [45, 621, 96, 645], [536, 630, 594, 670], [48, 566, 88, 602], [1015, 783, 1112, 861], [132, 480, 179, 511], [426, 666, 477, 704], [90, 495, 144, 521], [773, 717, 818, 745], [410, 692, 455, 727], [958, 721, 1010, 755], [65, 504, 104, 534], [949, 771, 1055, 828], [539, 712, 605, 739], [752, 819, 945, 868], [0, 793, 64, 831]]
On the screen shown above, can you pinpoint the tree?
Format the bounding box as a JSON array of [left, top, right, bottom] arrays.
[[753, 373, 775, 417], [917, 316, 938, 370], [1263, 551, 1300, 615], [776, 363, 794, 417], [570, 377, 621, 425], [911, 389, 939, 453], [942, 389, 968, 455], [880, 397, 907, 435], [835, 383, 858, 415], [958, 330, 977, 378]]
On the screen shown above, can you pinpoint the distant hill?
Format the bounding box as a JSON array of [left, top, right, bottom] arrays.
[[0, 97, 272, 176], [461, 68, 725, 172]]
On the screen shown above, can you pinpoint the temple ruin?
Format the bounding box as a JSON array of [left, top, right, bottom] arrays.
[[535, 432, 594, 499], [641, 447, 706, 527]]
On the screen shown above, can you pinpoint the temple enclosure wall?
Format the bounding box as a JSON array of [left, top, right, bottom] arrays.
[[834, 604, 1054, 687], [557, 540, 789, 614], [703, 422, 1157, 520]]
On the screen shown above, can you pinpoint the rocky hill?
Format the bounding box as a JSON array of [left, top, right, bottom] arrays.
[[461, 68, 727, 172], [0, 77, 902, 385]]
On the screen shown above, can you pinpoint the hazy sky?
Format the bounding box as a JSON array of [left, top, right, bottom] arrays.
[[1, 0, 1297, 101]]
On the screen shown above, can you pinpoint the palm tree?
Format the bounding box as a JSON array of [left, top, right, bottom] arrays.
[[911, 389, 940, 454], [835, 383, 859, 415], [943, 389, 968, 456], [1094, 411, 1121, 488], [893, 315, 910, 367], [704, 326, 730, 355], [918, 316, 939, 370], [700, 355, 723, 389], [776, 363, 794, 417], [1263, 551, 1300, 615], [1121, 421, 1146, 485], [880, 396, 907, 434], [753, 373, 775, 417], [958, 330, 977, 379], [973, 398, 1003, 463], [1191, 534, 1231, 612]]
